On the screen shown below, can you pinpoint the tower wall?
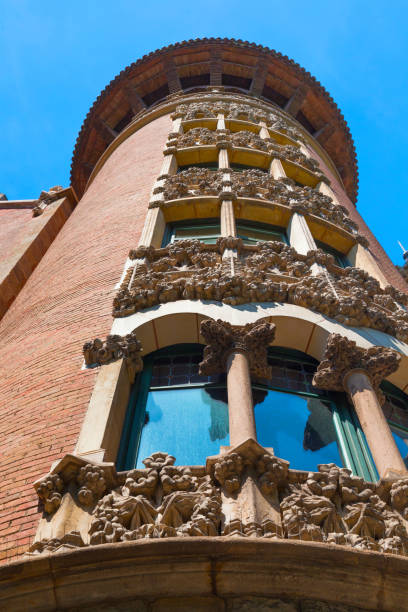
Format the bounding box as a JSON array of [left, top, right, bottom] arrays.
[[0, 114, 170, 562]]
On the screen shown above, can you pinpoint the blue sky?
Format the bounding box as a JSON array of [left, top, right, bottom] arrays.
[[1, 1, 407, 265]]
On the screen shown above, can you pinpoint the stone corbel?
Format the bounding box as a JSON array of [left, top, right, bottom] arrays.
[[313, 333, 405, 479], [83, 330, 143, 383], [207, 438, 289, 537], [32, 185, 64, 217], [30, 454, 117, 555]]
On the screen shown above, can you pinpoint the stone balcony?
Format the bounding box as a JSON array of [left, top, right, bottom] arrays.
[[30, 440, 408, 558]]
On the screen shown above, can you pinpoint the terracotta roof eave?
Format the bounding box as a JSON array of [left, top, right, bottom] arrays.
[[70, 38, 358, 203]]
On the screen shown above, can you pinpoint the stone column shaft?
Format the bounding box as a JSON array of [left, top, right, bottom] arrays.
[[344, 370, 407, 479], [269, 158, 286, 179], [221, 200, 236, 237], [313, 333, 404, 480], [226, 351, 257, 447]]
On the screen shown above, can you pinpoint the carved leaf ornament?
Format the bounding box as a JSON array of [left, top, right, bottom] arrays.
[[31, 451, 408, 558]]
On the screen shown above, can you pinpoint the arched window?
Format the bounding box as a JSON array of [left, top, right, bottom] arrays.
[[117, 344, 376, 480]]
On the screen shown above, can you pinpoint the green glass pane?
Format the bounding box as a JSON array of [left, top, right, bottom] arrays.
[[391, 428, 408, 468], [136, 387, 229, 467], [253, 388, 343, 471]]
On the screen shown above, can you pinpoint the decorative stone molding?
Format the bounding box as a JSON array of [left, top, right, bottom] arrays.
[[154, 168, 362, 240], [113, 239, 408, 343], [312, 333, 401, 395], [170, 127, 217, 148], [169, 127, 323, 178], [32, 185, 64, 217], [199, 319, 276, 378], [172, 100, 304, 142], [29, 445, 408, 558], [82, 330, 143, 378]]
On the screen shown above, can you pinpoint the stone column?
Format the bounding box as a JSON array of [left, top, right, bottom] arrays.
[[287, 211, 316, 255], [269, 158, 286, 180], [313, 333, 405, 479], [344, 369, 406, 478], [226, 351, 256, 446], [199, 319, 276, 447]]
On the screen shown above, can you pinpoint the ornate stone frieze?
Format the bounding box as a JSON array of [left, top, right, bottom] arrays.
[[199, 319, 276, 378], [172, 100, 304, 142], [169, 127, 322, 177], [281, 463, 408, 555], [30, 447, 408, 558], [312, 333, 401, 394], [32, 185, 64, 217], [112, 239, 408, 343], [154, 168, 362, 240], [83, 330, 143, 373], [169, 127, 218, 149]]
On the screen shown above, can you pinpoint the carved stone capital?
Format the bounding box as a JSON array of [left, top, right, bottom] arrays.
[[83, 330, 143, 377], [312, 333, 401, 395], [199, 319, 276, 378]]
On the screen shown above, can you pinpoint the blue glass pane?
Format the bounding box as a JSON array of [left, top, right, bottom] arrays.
[[253, 389, 343, 471], [136, 387, 229, 467], [391, 429, 408, 468]]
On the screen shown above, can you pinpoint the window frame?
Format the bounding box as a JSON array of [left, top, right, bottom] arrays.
[[162, 218, 288, 247], [252, 348, 377, 480], [381, 381, 408, 467], [117, 345, 377, 480], [162, 218, 221, 246], [116, 344, 227, 470], [315, 239, 350, 268], [236, 219, 288, 245]]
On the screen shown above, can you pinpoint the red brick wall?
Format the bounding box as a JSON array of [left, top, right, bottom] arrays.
[[0, 114, 170, 563]]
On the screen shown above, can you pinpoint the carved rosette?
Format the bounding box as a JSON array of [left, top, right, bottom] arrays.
[[199, 318, 276, 378], [312, 333, 401, 397]]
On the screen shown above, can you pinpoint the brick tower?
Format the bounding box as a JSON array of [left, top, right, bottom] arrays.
[[1, 39, 408, 610]]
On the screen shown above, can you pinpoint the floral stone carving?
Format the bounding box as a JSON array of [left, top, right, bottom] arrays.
[[155, 168, 362, 240], [30, 446, 408, 558], [113, 239, 408, 344], [83, 330, 143, 373], [312, 333, 401, 395], [199, 318, 276, 378], [172, 100, 304, 142], [281, 463, 408, 555]]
